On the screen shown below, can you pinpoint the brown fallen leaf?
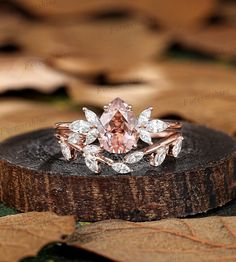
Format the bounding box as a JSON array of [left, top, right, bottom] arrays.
[[19, 18, 169, 73], [0, 99, 82, 141], [15, 0, 117, 18], [178, 26, 236, 58], [69, 61, 236, 135], [134, 0, 217, 30], [68, 217, 236, 262], [220, 2, 236, 25], [0, 56, 71, 94], [48, 56, 109, 77], [14, 0, 216, 30], [0, 8, 27, 46], [0, 211, 75, 262], [67, 63, 168, 113], [155, 61, 236, 135]]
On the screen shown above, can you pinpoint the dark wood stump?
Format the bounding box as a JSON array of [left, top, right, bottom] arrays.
[[0, 122, 235, 221]]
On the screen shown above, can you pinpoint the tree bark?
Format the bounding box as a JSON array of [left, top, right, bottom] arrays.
[[0, 122, 235, 221]]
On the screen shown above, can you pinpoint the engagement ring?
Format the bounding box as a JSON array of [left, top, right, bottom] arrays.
[[55, 98, 183, 174]]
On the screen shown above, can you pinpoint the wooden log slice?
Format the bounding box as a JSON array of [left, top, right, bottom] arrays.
[[0, 122, 235, 221]]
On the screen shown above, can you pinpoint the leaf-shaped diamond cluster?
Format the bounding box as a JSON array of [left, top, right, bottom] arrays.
[[57, 98, 183, 174], [136, 107, 169, 145]]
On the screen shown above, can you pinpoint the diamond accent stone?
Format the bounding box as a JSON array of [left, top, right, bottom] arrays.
[[60, 142, 71, 160], [69, 120, 91, 134], [83, 108, 100, 126], [151, 146, 167, 166], [67, 133, 81, 145], [85, 155, 100, 173], [111, 162, 132, 174], [83, 145, 101, 155], [56, 97, 183, 174], [124, 151, 144, 164], [137, 107, 152, 127], [172, 137, 183, 157], [139, 129, 152, 144], [98, 97, 139, 154], [85, 128, 99, 144], [147, 119, 168, 133]]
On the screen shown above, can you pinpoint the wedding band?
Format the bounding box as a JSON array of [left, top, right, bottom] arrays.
[[55, 97, 183, 174]]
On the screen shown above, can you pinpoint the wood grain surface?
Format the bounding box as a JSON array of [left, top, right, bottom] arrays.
[[0, 122, 235, 221]]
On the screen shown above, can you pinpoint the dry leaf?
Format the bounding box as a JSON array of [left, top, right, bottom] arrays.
[[14, 0, 114, 17], [68, 217, 236, 262], [220, 2, 236, 25], [134, 0, 216, 29], [154, 61, 236, 135], [0, 211, 75, 262], [178, 26, 236, 58], [0, 99, 82, 141], [69, 61, 236, 135], [19, 18, 168, 72], [0, 8, 27, 46], [48, 56, 109, 77], [0, 56, 71, 94], [68, 63, 167, 110], [14, 0, 216, 30]]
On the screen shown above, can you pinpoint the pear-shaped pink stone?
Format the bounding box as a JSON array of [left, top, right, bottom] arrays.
[[98, 98, 139, 154]]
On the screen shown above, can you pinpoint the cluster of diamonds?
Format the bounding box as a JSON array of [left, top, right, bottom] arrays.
[[57, 98, 183, 174]]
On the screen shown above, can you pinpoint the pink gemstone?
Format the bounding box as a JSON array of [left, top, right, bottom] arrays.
[[98, 98, 139, 154]]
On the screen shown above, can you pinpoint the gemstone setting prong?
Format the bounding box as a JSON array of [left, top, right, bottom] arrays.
[[55, 97, 182, 174]]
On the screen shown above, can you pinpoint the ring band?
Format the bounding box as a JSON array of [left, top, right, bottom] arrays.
[[55, 97, 183, 174]]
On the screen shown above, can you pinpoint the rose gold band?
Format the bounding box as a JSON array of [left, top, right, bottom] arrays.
[[55, 120, 182, 172], [55, 98, 183, 173]]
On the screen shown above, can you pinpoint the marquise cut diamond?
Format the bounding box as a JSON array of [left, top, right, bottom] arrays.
[[69, 120, 91, 134], [111, 162, 132, 174], [139, 129, 152, 144], [137, 107, 152, 127], [60, 142, 71, 160], [172, 137, 183, 157], [85, 128, 99, 144], [83, 145, 101, 155], [124, 151, 144, 164], [147, 120, 168, 133], [151, 146, 167, 166], [68, 133, 81, 145], [85, 155, 100, 173], [83, 108, 100, 126]]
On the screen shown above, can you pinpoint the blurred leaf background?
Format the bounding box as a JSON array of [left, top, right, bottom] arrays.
[[0, 0, 235, 140], [0, 0, 235, 261]]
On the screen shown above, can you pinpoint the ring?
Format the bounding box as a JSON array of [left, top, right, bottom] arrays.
[[55, 97, 183, 174]]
